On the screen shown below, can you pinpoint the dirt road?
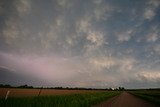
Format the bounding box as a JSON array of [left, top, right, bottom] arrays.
[[95, 92, 158, 107]]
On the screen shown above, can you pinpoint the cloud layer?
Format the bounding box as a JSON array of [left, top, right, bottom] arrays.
[[0, 0, 160, 88]]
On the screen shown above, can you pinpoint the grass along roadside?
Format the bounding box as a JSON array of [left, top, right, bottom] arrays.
[[129, 91, 160, 106], [0, 91, 121, 107]]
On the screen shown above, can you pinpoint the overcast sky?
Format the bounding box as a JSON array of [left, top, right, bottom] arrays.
[[0, 0, 160, 89]]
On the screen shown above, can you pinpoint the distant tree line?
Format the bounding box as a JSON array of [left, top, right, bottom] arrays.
[[17, 85, 33, 88], [127, 88, 160, 91], [0, 84, 12, 88], [0, 84, 33, 89], [0, 84, 127, 90]]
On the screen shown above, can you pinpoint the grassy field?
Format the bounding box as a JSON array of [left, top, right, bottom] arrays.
[[0, 90, 120, 107], [129, 90, 160, 106]]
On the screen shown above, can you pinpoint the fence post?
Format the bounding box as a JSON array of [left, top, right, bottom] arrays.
[[5, 90, 10, 100], [38, 87, 43, 97]]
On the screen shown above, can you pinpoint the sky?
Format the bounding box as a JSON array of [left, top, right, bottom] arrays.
[[0, 0, 160, 89]]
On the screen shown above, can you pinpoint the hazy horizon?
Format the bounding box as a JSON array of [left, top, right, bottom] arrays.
[[0, 0, 160, 89]]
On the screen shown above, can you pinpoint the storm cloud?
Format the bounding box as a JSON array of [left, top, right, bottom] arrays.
[[0, 0, 160, 88]]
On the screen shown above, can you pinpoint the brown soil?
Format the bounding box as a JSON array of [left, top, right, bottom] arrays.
[[94, 92, 158, 107], [0, 88, 101, 98]]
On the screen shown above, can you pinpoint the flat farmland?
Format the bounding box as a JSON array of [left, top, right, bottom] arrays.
[[0, 88, 104, 98], [0, 88, 120, 107], [129, 90, 160, 106], [1, 88, 159, 107]]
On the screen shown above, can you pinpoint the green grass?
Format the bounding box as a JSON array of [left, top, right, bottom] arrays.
[[129, 90, 160, 106], [0, 91, 120, 107]]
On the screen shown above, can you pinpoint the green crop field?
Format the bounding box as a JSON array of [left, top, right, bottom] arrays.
[[0, 91, 120, 107], [129, 90, 160, 106]]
